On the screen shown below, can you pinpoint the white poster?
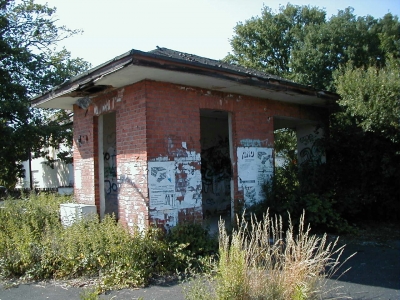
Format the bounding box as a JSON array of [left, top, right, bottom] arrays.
[[148, 161, 176, 210], [175, 157, 202, 209], [237, 147, 273, 204]]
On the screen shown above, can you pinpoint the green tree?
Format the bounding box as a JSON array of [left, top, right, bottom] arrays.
[[334, 58, 400, 142], [225, 4, 326, 79], [0, 0, 90, 188], [327, 58, 400, 220], [226, 4, 400, 91], [228, 3, 400, 226]]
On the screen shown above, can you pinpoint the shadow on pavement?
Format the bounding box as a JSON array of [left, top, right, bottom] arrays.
[[333, 239, 400, 290]]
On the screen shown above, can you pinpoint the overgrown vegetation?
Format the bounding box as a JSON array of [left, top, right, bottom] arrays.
[[247, 129, 347, 233], [0, 193, 217, 292], [1, 194, 353, 299], [226, 3, 400, 227], [185, 211, 351, 300], [257, 122, 400, 232]]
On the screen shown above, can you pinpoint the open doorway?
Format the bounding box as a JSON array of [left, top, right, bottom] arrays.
[[99, 112, 118, 219], [200, 109, 232, 233], [274, 116, 325, 167]]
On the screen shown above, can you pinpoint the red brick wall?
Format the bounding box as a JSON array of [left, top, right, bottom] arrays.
[[73, 104, 97, 206], [73, 79, 326, 230], [144, 81, 325, 220], [115, 83, 148, 229]]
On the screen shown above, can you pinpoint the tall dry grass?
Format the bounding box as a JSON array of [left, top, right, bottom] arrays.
[[186, 211, 352, 300]]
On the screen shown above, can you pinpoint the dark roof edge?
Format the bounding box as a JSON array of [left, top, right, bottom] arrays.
[[31, 47, 339, 106]]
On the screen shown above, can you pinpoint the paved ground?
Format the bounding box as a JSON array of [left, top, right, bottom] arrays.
[[1, 227, 399, 300]]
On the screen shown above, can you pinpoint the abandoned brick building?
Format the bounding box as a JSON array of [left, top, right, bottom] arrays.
[[31, 47, 337, 230]]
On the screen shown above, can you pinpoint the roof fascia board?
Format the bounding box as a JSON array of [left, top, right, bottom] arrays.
[[31, 56, 133, 107], [31, 48, 339, 107], [129, 54, 336, 100]]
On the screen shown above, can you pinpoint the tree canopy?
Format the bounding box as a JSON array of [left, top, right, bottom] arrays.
[[0, 0, 91, 188], [334, 58, 400, 142], [228, 3, 400, 227], [226, 4, 400, 91]]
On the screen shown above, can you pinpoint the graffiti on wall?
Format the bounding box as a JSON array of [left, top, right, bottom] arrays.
[[104, 145, 117, 194], [298, 130, 325, 166], [103, 125, 118, 217], [237, 147, 273, 205], [201, 136, 231, 216]]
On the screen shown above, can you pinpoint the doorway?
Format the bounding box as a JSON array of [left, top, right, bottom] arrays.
[[200, 109, 232, 233], [98, 112, 118, 219]]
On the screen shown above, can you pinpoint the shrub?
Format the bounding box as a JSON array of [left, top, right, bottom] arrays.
[[0, 193, 211, 290], [185, 211, 352, 300], [0, 193, 68, 278], [166, 222, 218, 257]]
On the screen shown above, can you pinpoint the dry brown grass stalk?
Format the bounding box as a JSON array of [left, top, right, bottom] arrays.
[[185, 210, 354, 300]]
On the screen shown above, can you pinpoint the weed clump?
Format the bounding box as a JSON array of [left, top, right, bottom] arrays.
[[0, 193, 212, 290], [185, 211, 351, 300]]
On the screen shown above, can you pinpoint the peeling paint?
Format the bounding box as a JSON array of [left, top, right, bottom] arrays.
[[94, 88, 124, 115], [94, 99, 115, 115], [179, 86, 195, 92], [240, 139, 262, 147], [167, 136, 188, 157]]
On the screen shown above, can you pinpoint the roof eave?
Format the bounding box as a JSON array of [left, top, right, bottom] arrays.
[[31, 49, 339, 109]]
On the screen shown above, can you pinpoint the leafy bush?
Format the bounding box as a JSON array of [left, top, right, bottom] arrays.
[[247, 160, 349, 233], [0, 193, 210, 290], [185, 211, 352, 300], [166, 222, 218, 257], [0, 193, 68, 277]]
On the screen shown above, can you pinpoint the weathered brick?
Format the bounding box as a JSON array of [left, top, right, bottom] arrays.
[[73, 79, 326, 230]]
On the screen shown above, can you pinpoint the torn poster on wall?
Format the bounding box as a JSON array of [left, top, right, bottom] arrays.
[[148, 161, 176, 210], [149, 209, 178, 229], [148, 153, 202, 229], [175, 156, 202, 209], [237, 147, 273, 204]]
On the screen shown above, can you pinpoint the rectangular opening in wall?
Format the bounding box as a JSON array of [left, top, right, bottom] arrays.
[[200, 109, 232, 233], [102, 112, 118, 219], [274, 116, 324, 167]]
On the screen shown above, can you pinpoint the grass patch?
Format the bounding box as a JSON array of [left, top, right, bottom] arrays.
[[185, 211, 353, 300]]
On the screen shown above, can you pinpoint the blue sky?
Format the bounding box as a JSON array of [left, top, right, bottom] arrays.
[[34, 0, 400, 67]]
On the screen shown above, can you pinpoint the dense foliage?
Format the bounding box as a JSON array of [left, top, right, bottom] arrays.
[[334, 58, 400, 142], [228, 3, 400, 228], [0, 0, 90, 188], [0, 194, 215, 290], [226, 4, 399, 91]]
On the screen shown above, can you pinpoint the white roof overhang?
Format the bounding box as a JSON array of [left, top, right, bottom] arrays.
[[31, 50, 337, 110]]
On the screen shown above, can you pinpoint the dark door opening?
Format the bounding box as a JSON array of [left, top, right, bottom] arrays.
[[200, 110, 232, 232], [102, 112, 118, 219]]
